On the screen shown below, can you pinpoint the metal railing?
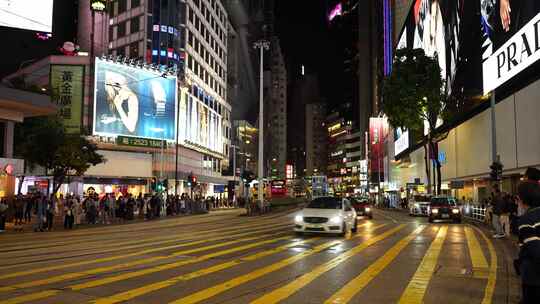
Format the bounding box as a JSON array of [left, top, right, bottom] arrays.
[[463, 204, 487, 222]]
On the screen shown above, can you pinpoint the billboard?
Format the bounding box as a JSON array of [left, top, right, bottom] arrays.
[[481, 0, 540, 93], [93, 58, 177, 141], [397, 0, 462, 95], [50, 65, 84, 134], [0, 0, 53, 32], [369, 117, 388, 174]]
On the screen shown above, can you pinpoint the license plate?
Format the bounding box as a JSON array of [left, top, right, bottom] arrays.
[[307, 225, 321, 228], [442, 214, 450, 219]]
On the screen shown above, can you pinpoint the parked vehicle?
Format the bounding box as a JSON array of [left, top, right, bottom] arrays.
[[294, 196, 357, 236], [409, 195, 432, 216], [428, 196, 462, 223]]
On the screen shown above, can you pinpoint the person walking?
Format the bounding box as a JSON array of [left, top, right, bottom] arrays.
[[34, 195, 46, 232], [491, 186, 506, 238], [64, 199, 75, 229], [0, 198, 8, 233], [45, 194, 56, 231], [13, 196, 24, 232], [23, 195, 33, 223], [500, 193, 512, 237], [514, 181, 540, 303]]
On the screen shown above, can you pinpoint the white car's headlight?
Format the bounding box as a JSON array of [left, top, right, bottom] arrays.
[[431, 208, 439, 214], [295, 215, 303, 223], [414, 203, 420, 208], [365, 207, 371, 212], [330, 216, 342, 224], [452, 208, 460, 214]]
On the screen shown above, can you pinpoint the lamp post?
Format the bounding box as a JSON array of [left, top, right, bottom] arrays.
[[150, 127, 166, 181], [253, 40, 270, 205], [231, 144, 240, 204]]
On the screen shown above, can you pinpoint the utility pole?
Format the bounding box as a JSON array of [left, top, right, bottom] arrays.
[[254, 40, 270, 206]]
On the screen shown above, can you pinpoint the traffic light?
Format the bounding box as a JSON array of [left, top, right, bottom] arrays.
[[490, 161, 504, 181], [187, 173, 198, 187]]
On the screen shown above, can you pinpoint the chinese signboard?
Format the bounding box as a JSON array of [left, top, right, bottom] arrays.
[[116, 136, 165, 148], [51, 65, 84, 133]]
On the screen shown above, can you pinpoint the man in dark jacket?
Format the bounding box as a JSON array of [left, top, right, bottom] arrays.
[[492, 186, 506, 238], [515, 181, 540, 303]]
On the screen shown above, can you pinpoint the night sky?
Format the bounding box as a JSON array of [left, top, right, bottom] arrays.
[[274, 0, 345, 105]]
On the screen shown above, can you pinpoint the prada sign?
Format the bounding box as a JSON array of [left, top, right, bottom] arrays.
[[483, 12, 540, 94]]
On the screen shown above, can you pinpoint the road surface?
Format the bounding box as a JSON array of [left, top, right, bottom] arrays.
[[0, 208, 520, 303]]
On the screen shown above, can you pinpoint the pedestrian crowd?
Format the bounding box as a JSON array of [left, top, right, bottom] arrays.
[[0, 192, 233, 233]]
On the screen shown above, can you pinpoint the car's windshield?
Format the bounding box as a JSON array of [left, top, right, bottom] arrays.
[[307, 197, 342, 209], [430, 197, 455, 206]]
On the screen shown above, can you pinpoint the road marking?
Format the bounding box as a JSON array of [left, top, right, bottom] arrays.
[[91, 237, 324, 304], [324, 226, 425, 304], [473, 227, 498, 304], [0, 290, 60, 304], [0, 224, 291, 293], [464, 226, 489, 279], [398, 225, 448, 304], [251, 224, 406, 304], [0, 222, 290, 281], [168, 224, 388, 304], [0, 234, 293, 304]]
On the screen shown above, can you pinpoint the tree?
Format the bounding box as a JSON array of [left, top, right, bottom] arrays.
[[382, 48, 448, 194], [14, 116, 105, 195]]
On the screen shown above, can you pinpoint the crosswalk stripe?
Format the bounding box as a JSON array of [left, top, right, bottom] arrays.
[[91, 223, 371, 304], [0, 224, 291, 292], [168, 224, 388, 304], [324, 226, 425, 304], [464, 226, 489, 279], [251, 224, 406, 304], [91, 237, 326, 304], [398, 226, 448, 304], [0, 290, 60, 304], [0, 235, 293, 304], [0, 222, 291, 281], [473, 227, 497, 304]]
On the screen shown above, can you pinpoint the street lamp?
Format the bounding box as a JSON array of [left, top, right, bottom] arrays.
[[150, 127, 166, 180], [253, 39, 270, 205], [231, 144, 240, 205]]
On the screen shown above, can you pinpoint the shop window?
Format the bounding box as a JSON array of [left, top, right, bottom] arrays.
[[117, 21, 126, 37], [118, 0, 127, 14], [130, 16, 140, 33]]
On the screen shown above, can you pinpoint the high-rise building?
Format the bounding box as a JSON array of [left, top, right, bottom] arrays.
[[305, 102, 327, 176], [264, 36, 287, 179]]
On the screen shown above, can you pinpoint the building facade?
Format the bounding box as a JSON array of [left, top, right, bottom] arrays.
[[326, 103, 362, 196], [305, 102, 327, 177]]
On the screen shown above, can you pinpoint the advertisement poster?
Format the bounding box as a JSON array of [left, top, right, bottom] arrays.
[[0, 0, 53, 32], [369, 118, 387, 175], [50, 65, 84, 134], [481, 0, 540, 93], [93, 58, 177, 141], [397, 0, 462, 94]]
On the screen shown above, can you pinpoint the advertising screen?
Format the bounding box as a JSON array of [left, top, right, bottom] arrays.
[[481, 0, 540, 93], [0, 0, 53, 32], [93, 58, 177, 141], [397, 0, 462, 95]]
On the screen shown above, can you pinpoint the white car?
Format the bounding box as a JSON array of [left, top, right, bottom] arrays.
[[294, 196, 358, 236], [409, 195, 431, 216]]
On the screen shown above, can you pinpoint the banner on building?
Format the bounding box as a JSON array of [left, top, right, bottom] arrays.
[[481, 6, 540, 94], [50, 65, 85, 134], [369, 117, 387, 176]]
